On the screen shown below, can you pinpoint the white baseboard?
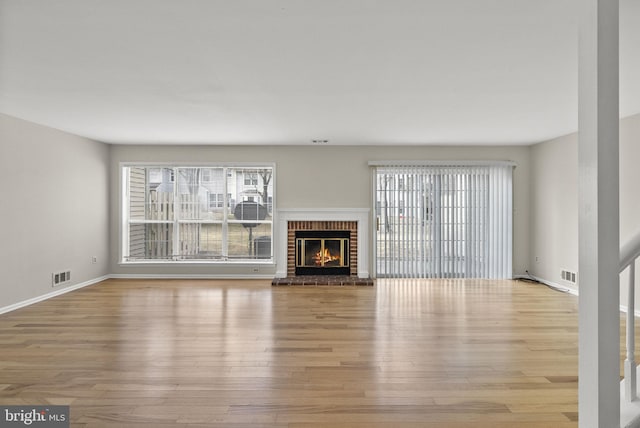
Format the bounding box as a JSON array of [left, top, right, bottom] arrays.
[[619, 303, 640, 318], [513, 274, 578, 296], [108, 273, 275, 280], [515, 273, 640, 317], [0, 275, 109, 315], [0, 273, 277, 316]]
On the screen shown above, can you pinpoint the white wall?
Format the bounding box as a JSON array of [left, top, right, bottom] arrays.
[[621, 114, 640, 246], [530, 113, 640, 296], [110, 144, 531, 277], [0, 114, 110, 309], [529, 132, 578, 290]]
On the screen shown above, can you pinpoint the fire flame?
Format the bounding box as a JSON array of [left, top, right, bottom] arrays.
[[313, 248, 340, 266]]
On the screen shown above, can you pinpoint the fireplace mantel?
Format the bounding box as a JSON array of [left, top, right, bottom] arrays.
[[275, 208, 370, 278]]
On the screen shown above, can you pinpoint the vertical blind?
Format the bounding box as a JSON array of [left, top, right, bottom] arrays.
[[372, 161, 514, 279]]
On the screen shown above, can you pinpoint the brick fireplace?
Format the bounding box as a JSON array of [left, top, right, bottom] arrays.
[[287, 221, 357, 277], [274, 208, 371, 283]]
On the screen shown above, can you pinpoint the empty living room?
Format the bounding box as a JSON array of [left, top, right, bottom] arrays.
[[1, 1, 640, 427]]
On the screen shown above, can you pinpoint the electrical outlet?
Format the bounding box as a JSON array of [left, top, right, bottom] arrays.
[[535, 256, 539, 262], [91, 256, 97, 264], [252, 267, 259, 273]]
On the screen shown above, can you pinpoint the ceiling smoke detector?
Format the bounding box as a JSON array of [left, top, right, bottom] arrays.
[[311, 139, 329, 144]]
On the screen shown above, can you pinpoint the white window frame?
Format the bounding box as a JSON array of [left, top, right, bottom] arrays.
[[120, 162, 275, 265]]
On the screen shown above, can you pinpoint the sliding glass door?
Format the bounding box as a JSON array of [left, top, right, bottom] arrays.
[[373, 162, 513, 279]]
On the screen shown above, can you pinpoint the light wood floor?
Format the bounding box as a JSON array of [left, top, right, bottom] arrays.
[[0, 278, 631, 427]]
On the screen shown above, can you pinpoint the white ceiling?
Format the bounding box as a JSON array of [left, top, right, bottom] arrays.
[[1, 0, 639, 146]]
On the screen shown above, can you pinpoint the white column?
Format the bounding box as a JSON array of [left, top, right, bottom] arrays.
[[625, 262, 636, 402], [578, 0, 620, 426]]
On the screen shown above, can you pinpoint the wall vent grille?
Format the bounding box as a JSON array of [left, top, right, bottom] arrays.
[[52, 270, 71, 287], [561, 269, 577, 284]]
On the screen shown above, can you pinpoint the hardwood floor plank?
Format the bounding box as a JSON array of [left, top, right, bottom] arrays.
[[2, 277, 632, 426]]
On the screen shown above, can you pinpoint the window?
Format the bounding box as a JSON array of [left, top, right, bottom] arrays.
[[122, 165, 274, 262], [201, 169, 214, 183], [244, 172, 258, 186], [208, 193, 224, 209], [373, 162, 513, 279]]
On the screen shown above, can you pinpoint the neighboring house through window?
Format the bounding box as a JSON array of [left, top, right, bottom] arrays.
[[208, 193, 224, 209], [244, 172, 258, 186]]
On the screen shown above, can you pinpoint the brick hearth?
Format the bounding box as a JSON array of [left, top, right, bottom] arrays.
[[272, 275, 374, 286]]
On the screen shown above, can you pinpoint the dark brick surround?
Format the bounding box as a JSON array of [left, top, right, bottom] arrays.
[[286, 220, 358, 277]]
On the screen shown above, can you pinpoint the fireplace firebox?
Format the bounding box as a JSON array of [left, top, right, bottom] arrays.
[[295, 230, 350, 276]]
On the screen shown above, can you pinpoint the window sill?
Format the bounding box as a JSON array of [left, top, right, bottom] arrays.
[[119, 260, 275, 267]]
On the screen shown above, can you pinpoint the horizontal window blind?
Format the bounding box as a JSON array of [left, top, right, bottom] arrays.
[[373, 162, 513, 279]]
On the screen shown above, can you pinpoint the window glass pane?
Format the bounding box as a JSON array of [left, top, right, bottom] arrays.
[[128, 167, 147, 220], [128, 167, 175, 221], [232, 201, 269, 223], [227, 167, 273, 218], [200, 223, 223, 256], [227, 223, 272, 259], [149, 168, 162, 183], [128, 223, 173, 260], [179, 224, 223, 259], [176, 167, 225, 221]]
